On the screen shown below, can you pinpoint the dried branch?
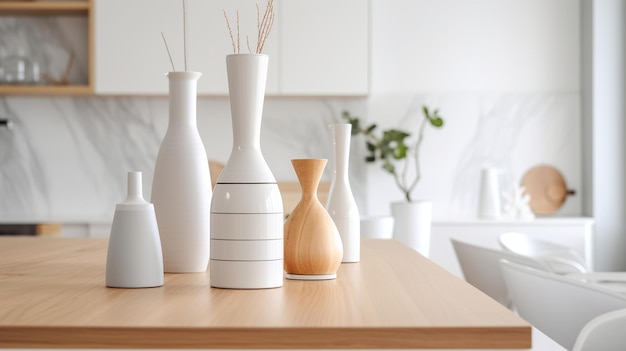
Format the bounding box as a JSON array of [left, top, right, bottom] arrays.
[[225, 0, 274, 55], [236, 10, 240, 54], [256, 0, 274, 54], [224, 10, 237, 53], [182, 0, 188, 70], [161, 32, 176, 71]]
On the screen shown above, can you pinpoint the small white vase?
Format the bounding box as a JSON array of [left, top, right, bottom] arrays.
[[151, 71, 211, 273], [325, 123, 360, 262], [210, 54, 283, 289], [391, 200, 432, 257], [106, 171, 163, 288], [478, 168, 502, 219]]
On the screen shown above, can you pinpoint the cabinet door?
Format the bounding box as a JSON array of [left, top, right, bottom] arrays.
[[278, 0, 368, 95], [94, 0, 278, 95]]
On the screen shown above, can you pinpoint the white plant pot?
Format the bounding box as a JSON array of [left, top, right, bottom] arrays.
[[391, 201, 432, 257]]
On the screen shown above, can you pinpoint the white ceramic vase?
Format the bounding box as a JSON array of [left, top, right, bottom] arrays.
[[151, 71, 211, 273], [106, 171, 163, 288], [478, 168, 502, 219], [391, 200, 432, 257], [325, 123, 360, 262], [210, 54, 283, 289]]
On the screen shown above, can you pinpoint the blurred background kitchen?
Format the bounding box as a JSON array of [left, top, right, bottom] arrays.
[[0, 0, 624, 271]]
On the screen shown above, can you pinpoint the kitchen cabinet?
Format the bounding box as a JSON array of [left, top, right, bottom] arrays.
[[429, 217, 594, 277], [94, 0, 368, 96], [0, 1, 93, 95], [94, 0, 277, 95], [279, 0, 368, 96]]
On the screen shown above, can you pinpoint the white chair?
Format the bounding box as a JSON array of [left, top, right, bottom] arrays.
[[499, 231, 589, 273], [450, 239, 552, 308], [500, 259, 626, 350], [571, 308, 626, 351]]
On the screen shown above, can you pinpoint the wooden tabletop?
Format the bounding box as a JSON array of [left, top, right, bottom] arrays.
[[0, 237, 531, 349]]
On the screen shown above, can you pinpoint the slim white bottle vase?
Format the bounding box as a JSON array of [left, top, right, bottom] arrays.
[[106, 171, 163, 288], [210, 54, 283, 289], [326, 123, 360, 262], [151, 71, 211, 273]]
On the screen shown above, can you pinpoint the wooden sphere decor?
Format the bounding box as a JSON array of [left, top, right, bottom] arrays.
[[284, 159, 343, 280]]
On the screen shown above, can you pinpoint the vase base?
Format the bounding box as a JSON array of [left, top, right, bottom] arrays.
[[285, 273, 336, 281]]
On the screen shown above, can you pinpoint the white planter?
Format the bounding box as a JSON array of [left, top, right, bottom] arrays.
[[391, 201, 432, 257], [210, 54, 283, 289], [151, 71, 211, 273], [326, 123, 360, 263]]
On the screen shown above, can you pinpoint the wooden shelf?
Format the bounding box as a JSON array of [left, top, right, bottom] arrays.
[[0, 1, 89, 15], [0, 84, 92, 95], [0, 1, 93, 95]]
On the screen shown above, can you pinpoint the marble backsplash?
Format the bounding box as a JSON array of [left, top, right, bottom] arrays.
[[0, 92, 581, 223]]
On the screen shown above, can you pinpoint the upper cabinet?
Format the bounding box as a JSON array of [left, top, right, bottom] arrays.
[[0, 1, 93, 96], [94, 0, 368, 96], [278, 0, 368, 96]]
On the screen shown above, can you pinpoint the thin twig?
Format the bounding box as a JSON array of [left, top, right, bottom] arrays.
[[236, 11, 240, 54], [247, 36, 252, 53], [182, 0, 188, 70], [257, 0, 274, 53], [161, 32, 176, 71], [224, 10, 236, 53]]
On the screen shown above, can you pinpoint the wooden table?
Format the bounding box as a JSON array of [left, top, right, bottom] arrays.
[[0, 237, 531, 349]]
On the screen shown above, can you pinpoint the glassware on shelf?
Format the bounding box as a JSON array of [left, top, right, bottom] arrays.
[[1, 49, 40, 85]]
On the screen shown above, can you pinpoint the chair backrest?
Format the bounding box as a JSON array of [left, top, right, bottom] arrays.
[[498, 231, 589, 273], [571, 308, 626, 351], [500, 259, 626, 350], [450, 239, 551, 308]]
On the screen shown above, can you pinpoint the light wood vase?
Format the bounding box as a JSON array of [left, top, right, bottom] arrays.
[[284, 159, 343, 280]]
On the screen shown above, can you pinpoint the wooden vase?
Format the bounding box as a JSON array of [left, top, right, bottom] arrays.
[[284, 159, 343, 280]]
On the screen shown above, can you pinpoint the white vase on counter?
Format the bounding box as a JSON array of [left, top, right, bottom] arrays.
[[391, 200, 432, 257], [106, 171, 163, 288], [325, 123, 360, 263], [210, 54, 283, 289], [151, 71, 211, 273]]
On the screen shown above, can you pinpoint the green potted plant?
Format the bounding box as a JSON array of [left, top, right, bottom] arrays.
[[343, 106, 444, 255]]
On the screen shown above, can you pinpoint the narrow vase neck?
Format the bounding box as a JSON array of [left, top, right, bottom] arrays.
[[331, 124, 352, 181], [227, 54, 268, 150], [167, 71, 201, 128], [292, 159, 327, 200]]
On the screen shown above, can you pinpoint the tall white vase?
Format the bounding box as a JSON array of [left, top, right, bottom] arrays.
[[210, 54, 283, 289], [106, 171, 163, 288], [151, 71, 211, 273], [325, 123, 360, 262], [391, 200, 432, 257]]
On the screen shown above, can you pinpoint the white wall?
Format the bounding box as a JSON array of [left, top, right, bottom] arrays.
[[371, 0, 579, 93], [584, 0, 626, 271], [364, 0, 582, 220]]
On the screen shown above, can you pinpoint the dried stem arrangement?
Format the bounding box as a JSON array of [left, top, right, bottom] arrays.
[[224, 0, 275, 54]]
